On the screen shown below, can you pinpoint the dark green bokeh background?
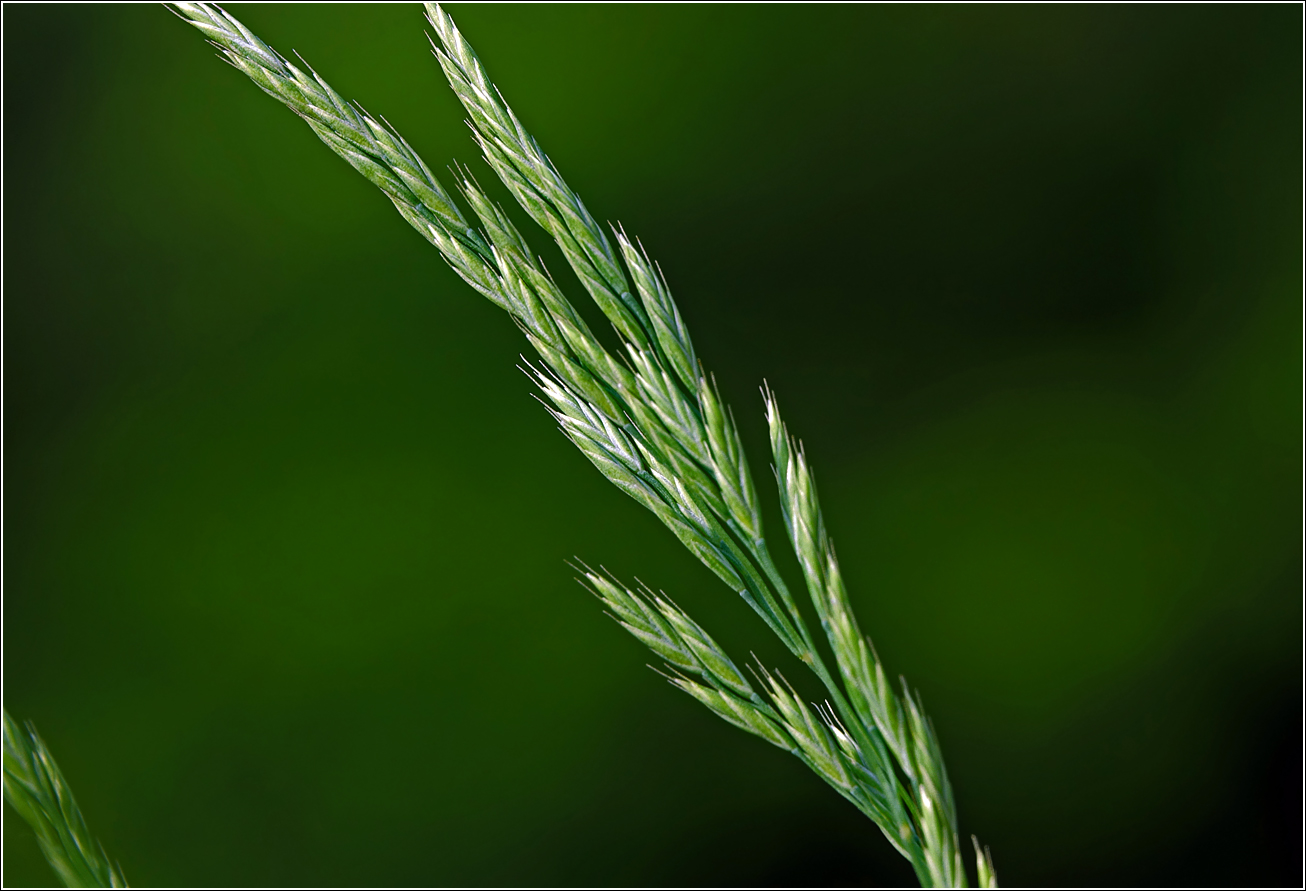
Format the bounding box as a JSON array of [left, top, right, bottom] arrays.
[[4, 4, 1300, 887]]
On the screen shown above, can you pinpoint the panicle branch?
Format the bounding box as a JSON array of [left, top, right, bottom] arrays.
[[167, 4, 995, 885]]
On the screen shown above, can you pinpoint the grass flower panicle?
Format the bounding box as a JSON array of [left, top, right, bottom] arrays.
[[5, 5, 1002, 887], [164, 3, 999, 886]]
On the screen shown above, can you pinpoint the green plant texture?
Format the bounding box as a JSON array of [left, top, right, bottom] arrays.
[[164, 2, 992, 885], [4, 3, 1298, 888], [3, 711, 126, 889]]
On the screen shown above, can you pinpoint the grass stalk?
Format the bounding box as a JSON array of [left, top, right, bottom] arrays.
[[158, 4, 1001, 886]]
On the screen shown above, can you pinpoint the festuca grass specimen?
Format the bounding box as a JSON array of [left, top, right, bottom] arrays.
[[5, 5, 998, 887]]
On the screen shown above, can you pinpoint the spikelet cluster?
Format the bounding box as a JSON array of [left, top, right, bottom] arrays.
[[3, 710, 127, 889], [165, 5, 998, 886]]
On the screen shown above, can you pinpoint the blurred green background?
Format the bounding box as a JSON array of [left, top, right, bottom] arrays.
[[4, 4, 1300, 887]]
